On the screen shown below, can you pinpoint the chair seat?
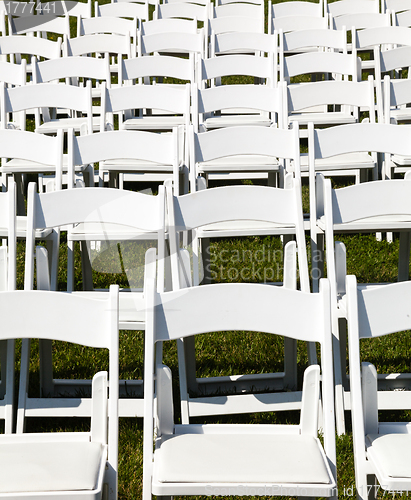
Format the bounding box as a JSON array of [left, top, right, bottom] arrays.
[[204, 115, 272, 129], [317, 214, 411, 233], [198, 220, 297, 238], [0, 440, 104, 493], [154, 432, 332, 484], [122, 115, 186, 130], [391, 154, 411, 166], [69, 222, 159, 241], [100, 159, 177, 173], [297, 152, 374, 174], [367, 433, 411, 480], [198, 154, 280, 173], [2, 154, 88, 174], [289, 112, 357, 127], [35, 116, 101, 134]]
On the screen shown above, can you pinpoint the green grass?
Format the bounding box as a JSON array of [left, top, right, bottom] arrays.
[[14, 205, 411, 499], [7, 0, 411, 498]]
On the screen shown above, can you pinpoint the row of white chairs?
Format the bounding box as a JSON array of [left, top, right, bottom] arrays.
[[1, 240, 411, 500], [1, 121, 411, 434]]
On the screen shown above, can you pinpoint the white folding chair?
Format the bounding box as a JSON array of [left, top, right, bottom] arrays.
[[210, 30, 277, 58], [121, 52, 195, 86], [65, 32, 132, 79], [192, 82, 283, 139], [17, 180, 165, 431], [326, 0, 380, 17], [210, 1, 264, 34], [382, 76, 411, 177], [0, 128, 65, 217], [286, 77, 376, 169], [385, 0, 410, 13], [0, 35, 61, 74], [0, 286, 119, 500], [0, 80, 95, 135], [269, 12, 328, 37], [99, 86, 186, 192], [154, 1, 209, 26], [189, 107, 298, 189], [353, 25, 411, 76], [394, 8, 411, 26], [268, 1, 327, 38], [138, 22, 206, 58], [0, 182, 16, 435], [347, 275, 411, 500], [143, 272, 336, 500], [10, 13, 71, 39], [166, 178, 311, 423], [310, 123, 411, 434]]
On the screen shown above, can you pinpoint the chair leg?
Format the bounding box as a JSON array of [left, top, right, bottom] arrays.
[[39, 340, 55, 397], [80, 240, 94, 291], [16, 338, 31, 433], [283, 337, 297, 390], [15, 173, 26, 216], [333, 318, 346, 436], [177, 339, 190, 424], [4, 339, 15, 434], [0, 340, 7, 400], [67, 240, 75, 292], [398, 231, 410, 282]]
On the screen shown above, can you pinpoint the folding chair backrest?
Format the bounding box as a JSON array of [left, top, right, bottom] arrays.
[[286, 77, 375, 123], [383, 75, 411, 123], [395, 8, 411, 26], [385, 0, 410, 12], [121, 54, 195, 84], [281, 50, 360, 83], [270, 0, 323, 18], [66, 33, 132, 59], [327, 0, 380, 16], [10, 14, 70, 37], [138, 29, 205, 57], [310, 122, 411, 163], [354, 25, 411, 51], [167, 180, 309, 290], [333, 12, 391, 30], [95, 0, 149, 24], [193, 83, 284, 131], [0, 59, 27, 86], [0, 35, 62, 62], [102, 83, 191, 131], [199, 54, 275, 87], [77, 15, 137, 38], [211, 31, 277, 57], [375, 44, 411, 79], [270, 15, 328, 35], [25, 180, 166, 291], [0, 128, 63, 167], [33, 55, 110, 84], [210, 1, 264, 33], [281, 27, 347, 55], [0, 81, 93, 133], [155, 2, 209, 22]]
